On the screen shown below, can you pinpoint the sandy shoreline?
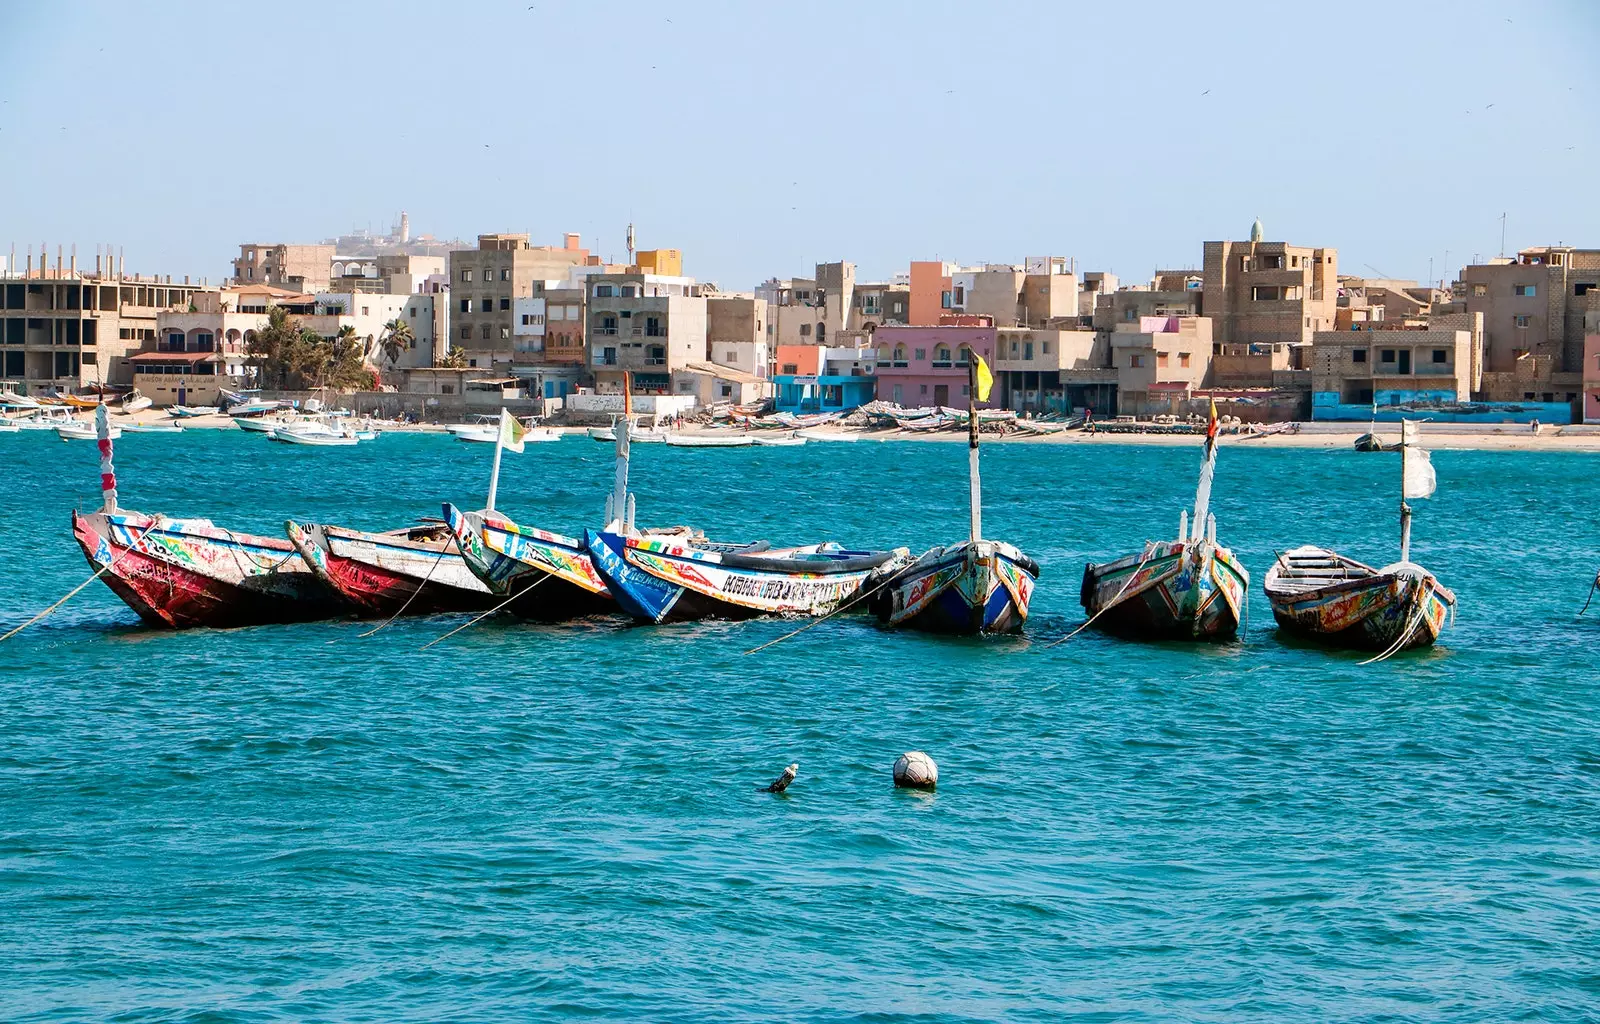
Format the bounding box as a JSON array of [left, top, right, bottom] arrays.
[[54, 410, 1600, 453]]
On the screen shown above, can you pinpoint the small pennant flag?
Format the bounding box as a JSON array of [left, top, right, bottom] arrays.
[[1205, 398, 1219, 441], [974, 354, 994, 403], [498, 409, 527, 454]]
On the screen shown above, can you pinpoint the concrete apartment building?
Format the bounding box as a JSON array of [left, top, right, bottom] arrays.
[[330, 254, 447, 295], [706, 294, 769, 380], [1455, 246, 1599, 408], [447, 233, 592, 369], [1080, 272, 1118, 317], [231, 244, 335, 292], [948, 258, 1079, 328], [1108, 317, 1215, 417], [873, 321, 998, 408], [1201, 221, 1338, 347], [1309, 313, 1481, 420], [990, 325, 1102, 412], [1, 249, 205, 391], [585, 271, 707, 395]]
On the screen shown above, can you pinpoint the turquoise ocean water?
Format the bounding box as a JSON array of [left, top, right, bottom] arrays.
[[2, 430, 1597, 1022]]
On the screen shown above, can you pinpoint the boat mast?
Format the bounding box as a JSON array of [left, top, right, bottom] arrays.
[[967, 357, 981, 543], [485, 407, 509, 512], [1189, 400, 1219, 543], [1399, 422, 1412, 563], [609, 371, 633, 530]]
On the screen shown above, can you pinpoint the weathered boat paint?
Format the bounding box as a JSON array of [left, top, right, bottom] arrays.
[[874, 540, 1037, 635], [285, 520, 495, 618], [1080, 540, 1249, 641], [443, 503, 613, 621], [74, 509, 348, 629]]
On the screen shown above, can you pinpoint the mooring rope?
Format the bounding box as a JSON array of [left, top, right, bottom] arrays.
[[1580, 571, 1599, 616], [1358, 584, 1429, 666], [418, 573, 548, 651], [355, 534, 460, 639], [1044, 545, 1158, 649], [743, 565, 907, 656], [0, 519, 161, 644]]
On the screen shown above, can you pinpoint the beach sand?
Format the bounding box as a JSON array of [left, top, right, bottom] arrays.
[[74, 409, 1600, 453]]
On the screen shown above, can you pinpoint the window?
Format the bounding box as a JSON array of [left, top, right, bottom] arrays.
[[914, 348, 926, 361], [725, 351, 736, 363], [460, 298, 470, 313], [1380, 349, 1396, 362], [1432, 349, 1447, 363], [933, 345, 951, 367], [1130, 354, 1144, 368], [602, 347, 617, 365], [480, 325, 491, 340], [941, 290, 952, 309], [953, 286, 965, 304], [799, 324, 811, 336], [460, 327, 471, 340], [481, 298, 495, 312], [1514, 315, 1532, 328], [500, 327, 510, 339], [1157, 352, 1169, 368], [1576, 283, 1596, 296], [781, 363, 798, 374], [1352, 348, 1367, 363], [1513, 284, 1536, 297], [893, 301, 904, 314], [920, 384, 928, 394], [1179, 353, 1190, 368], [1263, 254, 1284, 269], [500, 298, 510, 311], [1041, 341, 1051, 354], [622, 286, 638, 297], [361, 306, 369, 316], [501, 269, 510, 281], [1251, 286, 1282, 301], [461, 270, 472, 282], [1024, 341, 1034, 360], [1010, 340, 1019, 356], [595, 285, 614, 297]]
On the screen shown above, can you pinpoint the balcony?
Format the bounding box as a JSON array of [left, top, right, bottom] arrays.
[[593, 327, 618, 336]]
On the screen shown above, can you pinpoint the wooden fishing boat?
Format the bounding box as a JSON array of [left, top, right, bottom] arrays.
[[1080, 401, 1249, 641], [445, 504, 615, 620], [873, 357, 1039, 635], [270, 429, 358, 446], [69, 405, 348, 629], [1265, 420, 1454, 651], [1354, 432, 1400, 453], [167, 405, 220, 418], [285, 520, 495, 617]]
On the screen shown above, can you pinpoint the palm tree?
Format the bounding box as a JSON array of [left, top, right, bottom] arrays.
[[247, 305, 301, 387], [441, 346, 468, 369], [377, 318, 414, 381]]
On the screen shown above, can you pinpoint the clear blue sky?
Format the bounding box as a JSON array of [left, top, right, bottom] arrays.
[[3, 1, 1596, 290]]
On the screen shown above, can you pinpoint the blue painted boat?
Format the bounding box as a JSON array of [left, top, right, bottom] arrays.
[[873, 357, 1040, 636]]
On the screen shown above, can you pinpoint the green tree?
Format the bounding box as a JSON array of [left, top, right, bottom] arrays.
[[246, 306, 304, 388], [378, 318, 413, 368], [325, 326, 372, 391], [441, 346, 468, 369]]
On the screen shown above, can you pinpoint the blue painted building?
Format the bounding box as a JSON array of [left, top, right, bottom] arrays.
[[773, 374, 876, 414]]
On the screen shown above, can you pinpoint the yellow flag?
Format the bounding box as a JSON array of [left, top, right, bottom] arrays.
[[498, 408, 526, 454], [974, 354, 994, 402]]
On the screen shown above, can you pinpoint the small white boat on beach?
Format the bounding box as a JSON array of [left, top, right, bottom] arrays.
[[0, 421, 19, 433], [168, 405, 219, 418], [11, 407, 75, 430], [796, 429, 858, 442], [121, 421, 184, 434], [120, 394, 153, 415], [58, 423, 121, 440], [270, 428, 359, 446], [665, 434, 754, 448], [234, 416, 286, 433], [751, 433, 806, 447]]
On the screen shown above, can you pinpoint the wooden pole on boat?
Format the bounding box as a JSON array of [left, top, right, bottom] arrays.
[[967, 358, 981, 544], [610, 372, 633, 529], [485, 407, 508, 512]]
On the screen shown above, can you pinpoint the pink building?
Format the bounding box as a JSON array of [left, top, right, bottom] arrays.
[[1584, 334, 1600, 423], [874, 324, 998, 408]]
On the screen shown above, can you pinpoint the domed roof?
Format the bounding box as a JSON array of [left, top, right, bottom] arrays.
[[1249, 217, 1264, 243]]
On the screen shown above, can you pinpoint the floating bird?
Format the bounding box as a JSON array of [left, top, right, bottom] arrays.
[[762, 763, 798, 794]]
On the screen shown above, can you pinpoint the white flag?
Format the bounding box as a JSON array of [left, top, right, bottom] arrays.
[[497, 408, 526, 454], [1401, 420, 1435, 499]]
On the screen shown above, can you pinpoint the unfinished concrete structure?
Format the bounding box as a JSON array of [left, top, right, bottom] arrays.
[[1202, 221, 1338, 346]]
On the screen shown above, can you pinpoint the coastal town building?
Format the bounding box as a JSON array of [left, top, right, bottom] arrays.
[[674, 361, 767, 408], [231, 243, 335, 293], [330, 253, 447, 295], [583, 269, 707, 395], [990, 326, 1101, 413], [947, 258, 1080, 328], [1453, 246, 1598, 410], [1080, 272, 1118, 317], [1108, 317, 1215, 418], [772, 344, 877, 414], [448, 233, 593, 370], [872, 320, 998, 408], [1201, 221, 1338, 347], [706, 294, 769, 380], [1585, 334, 1600, 423], [1, 248, 206, 391], [1309, 312, 1482, 420]]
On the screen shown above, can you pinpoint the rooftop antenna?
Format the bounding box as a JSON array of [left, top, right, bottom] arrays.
[[1499, 212, 1507, 257], [626, 222, 635, 265]]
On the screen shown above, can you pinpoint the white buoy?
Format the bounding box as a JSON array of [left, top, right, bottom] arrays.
[[893, 751, 938, 790]]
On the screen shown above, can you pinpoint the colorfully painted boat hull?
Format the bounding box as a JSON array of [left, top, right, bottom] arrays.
[[607, 534, 908, 624], [1081, 541, 1248, 641], [73, 510, 349, 629], [1266, 561, 1453, 652], [874, 540, 1037, 635], [585, 529, 689, 623], [443, 503, 613, 621], [286, 521, 495, 618]]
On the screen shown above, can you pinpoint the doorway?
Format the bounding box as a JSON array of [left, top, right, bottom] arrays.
[[934, 383, 949, 406], [1398, 350, 1411, 374]]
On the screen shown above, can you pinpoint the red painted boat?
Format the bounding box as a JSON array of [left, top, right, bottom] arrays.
[[285, 520, 496, 617], [73, 509, 348, 629]]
